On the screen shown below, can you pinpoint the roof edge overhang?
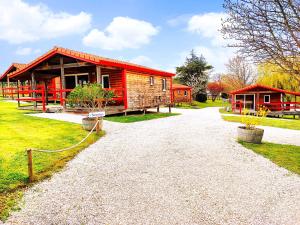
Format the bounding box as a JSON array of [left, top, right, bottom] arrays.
[[0, 64, 16, 81], [10, 47, 175, 79], [172, 87, 192, 90], [230, 84, 300, 96]]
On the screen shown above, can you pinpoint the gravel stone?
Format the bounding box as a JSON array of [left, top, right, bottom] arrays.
[[5, 107, 300, 225]]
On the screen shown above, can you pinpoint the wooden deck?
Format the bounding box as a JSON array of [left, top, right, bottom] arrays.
[[268, 110, 300, 118], [18, 105, 125, 115]]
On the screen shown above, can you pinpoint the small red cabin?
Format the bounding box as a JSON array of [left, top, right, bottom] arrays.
[[230, 84, 300, 115], [171, 84, 192, 104]]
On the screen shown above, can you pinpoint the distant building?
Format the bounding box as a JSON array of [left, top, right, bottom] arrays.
[[172, 84, 192, 104], [230, 84, 300, 116]]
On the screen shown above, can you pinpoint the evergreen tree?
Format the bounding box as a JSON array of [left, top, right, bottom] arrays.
[[176, 50, 213, 96]]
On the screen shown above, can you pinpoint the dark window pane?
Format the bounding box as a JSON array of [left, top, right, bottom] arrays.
[[103, 76, 110, 88]]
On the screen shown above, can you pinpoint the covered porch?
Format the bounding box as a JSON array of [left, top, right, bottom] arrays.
[[230, 84, 300, 117], [4, 51, 128, 114]]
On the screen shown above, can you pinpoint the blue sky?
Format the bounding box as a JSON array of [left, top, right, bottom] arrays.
[[0, 0, 234, 75]]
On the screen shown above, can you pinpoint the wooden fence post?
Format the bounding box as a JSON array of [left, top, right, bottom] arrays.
[[17, 81, 20, 107], [27, 149, 33, 182], [96, 117, 100, 134]]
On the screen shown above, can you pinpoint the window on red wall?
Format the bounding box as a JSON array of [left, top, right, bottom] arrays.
[[162, 78, 166, 91], [184, 90, 188, 96], [264, 95, 270, 103], [102, 75, 110, 88], [150, 76, 154, 86]]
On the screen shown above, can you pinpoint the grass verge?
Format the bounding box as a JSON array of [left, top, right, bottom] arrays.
[[222, 115, 300, 130], [239, 141, 300, 175], [104, 111, 180, 123], [219, 107, 233, 114], [175, 99, 230, 109], [0, 101, 103, 220]]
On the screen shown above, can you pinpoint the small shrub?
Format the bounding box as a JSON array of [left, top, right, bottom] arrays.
[[241, 106, 269, 129], [195, 93, 207, 102], [67, 84, 114, 112]]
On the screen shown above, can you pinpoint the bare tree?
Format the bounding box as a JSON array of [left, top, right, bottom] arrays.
[[221, 0, 300, 82], [225, 55, 256, 87]]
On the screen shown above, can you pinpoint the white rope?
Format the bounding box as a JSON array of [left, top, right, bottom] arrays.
[[31, 120, 100, 153]]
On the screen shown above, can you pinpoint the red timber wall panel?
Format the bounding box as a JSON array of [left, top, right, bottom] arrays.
[[126, 70, 171, 109], [258, 93, 281, 104], [90, 68, 122, 89], [173, 89, 192, 103]]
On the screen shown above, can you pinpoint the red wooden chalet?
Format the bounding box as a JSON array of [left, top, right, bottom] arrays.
[[230, 84, 300, 116], [171, 84, 192, 104], [0, 46, 175, 114]]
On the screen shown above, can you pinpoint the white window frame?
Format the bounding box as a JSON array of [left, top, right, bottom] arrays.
[[150, 76, 154, 86], [264, 95, 270, 103], [184, 90, 188, 96], [162, 78, 167, 91], [177, 90, 180, 94], [102, 74, 110, 88]]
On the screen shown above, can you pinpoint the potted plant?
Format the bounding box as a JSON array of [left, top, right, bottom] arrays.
[[67, 84, 114, 131], [237, 106, 269, 144]]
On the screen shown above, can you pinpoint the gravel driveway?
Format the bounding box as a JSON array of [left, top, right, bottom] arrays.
[[6, 108, 300, 225]]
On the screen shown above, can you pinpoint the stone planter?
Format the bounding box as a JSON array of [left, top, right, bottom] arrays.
[[237, 126, 264, 144], [82, 117, 103, 131]]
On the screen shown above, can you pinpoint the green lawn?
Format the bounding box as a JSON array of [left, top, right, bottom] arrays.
[[240, 142, 300, 175], [219, 107, 233, 114], [222, 115, 300, 130], [175, 99, 230, 109], [0, 101, 102, 220], [219, 108, 299, 119], [104, 111, 180, 123]]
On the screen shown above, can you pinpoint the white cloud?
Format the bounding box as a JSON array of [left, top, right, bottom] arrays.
[[194, 45, 235, 74], [0, 0, 92, 44], [15, 47, 32, 56], [130, 56, 153, 66], [167, 14, 191, 27], [188, 12, 228, 46], [185, 12, 236, 73], [83, 17, 159, 50], [15, 47, 41, 56]]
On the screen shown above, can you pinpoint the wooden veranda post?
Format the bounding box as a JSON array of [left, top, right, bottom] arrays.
[[257, 93, 260, 110], [16, 80, 20, 107], [27, 149, 33, 182], [44, 81, 48, 105], [96, 66, 101, 84], [122, 69, 128, 110], [31, 72, 37, 109], [60, 57, 66, 108], [1, 81, 4, 98]]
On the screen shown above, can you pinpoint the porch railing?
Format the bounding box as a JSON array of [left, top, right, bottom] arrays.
[[258, 102, 300, 111], [1, 86, 125, 112], [232, 101, 300, 114], [232, 101, 243, 114], [103, 88, 125, 102]]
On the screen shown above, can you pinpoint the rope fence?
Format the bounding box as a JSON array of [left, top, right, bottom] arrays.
[[26, 119, 101, 182]]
